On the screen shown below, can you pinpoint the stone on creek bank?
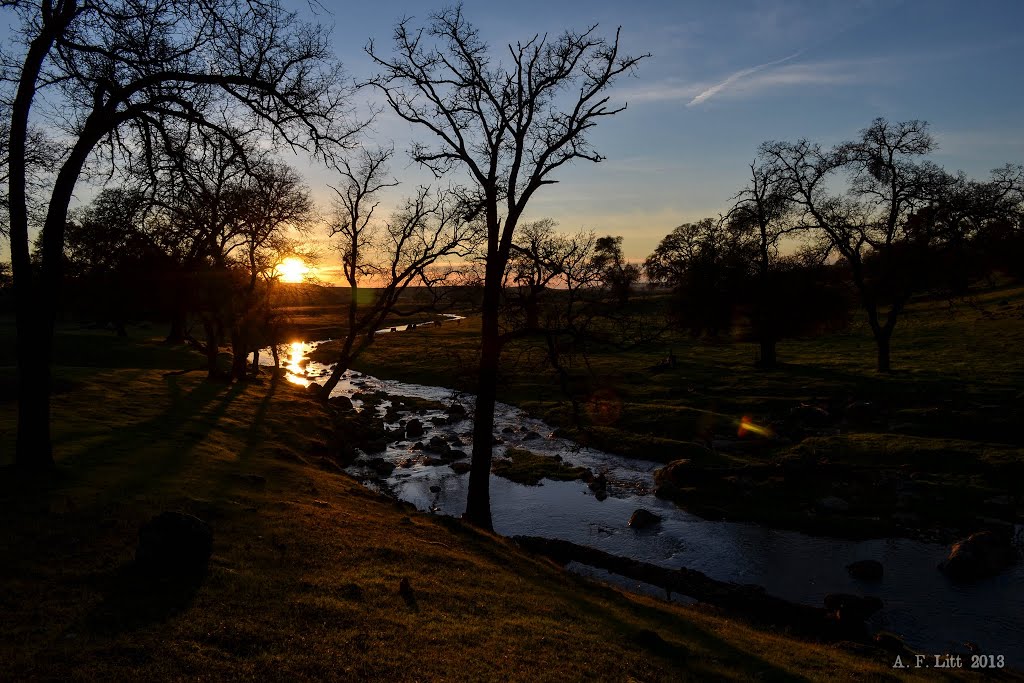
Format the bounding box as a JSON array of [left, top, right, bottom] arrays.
[[939, 530, 1019, 581], [628, 508, 662, 529], [405, 419, 424, 439], [846, 560, 884, 581], [136, 511, 213, 578], [328, 395, 354, 411], [449, 461, 472, 474], [366, 458, 396, 476]]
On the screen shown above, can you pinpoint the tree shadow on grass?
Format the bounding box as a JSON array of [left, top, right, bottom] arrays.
[[79, 562, 206, 636], [61, 378, 251, 503]]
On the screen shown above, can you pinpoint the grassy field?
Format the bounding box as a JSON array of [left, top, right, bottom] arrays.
[[0, 326, 958, 681], [307, 284, 1024, 541]]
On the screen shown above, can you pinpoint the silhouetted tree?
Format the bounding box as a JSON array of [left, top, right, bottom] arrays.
[[726, 160, 797, 367], [3, 0, 358, 470], [591, 235, 640, 305], [761, 118, 940, 372], [318, 152, 478, 398], [505, 219, 595, 330], [645, 217, 750, 337], [368, 7, 646, 529]]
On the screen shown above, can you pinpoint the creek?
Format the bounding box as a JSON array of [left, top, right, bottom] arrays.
[[268, 337, 1024, 665]]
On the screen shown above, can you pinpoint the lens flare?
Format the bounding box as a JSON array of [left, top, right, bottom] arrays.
[[737, 415, 772, 438]]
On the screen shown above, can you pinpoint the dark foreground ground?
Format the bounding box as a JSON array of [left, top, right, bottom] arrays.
[[0, 327, 983, 681]]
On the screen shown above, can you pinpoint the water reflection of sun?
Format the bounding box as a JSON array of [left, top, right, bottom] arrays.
[[277, 257, 309, 283], [286, 341, 306, 376]]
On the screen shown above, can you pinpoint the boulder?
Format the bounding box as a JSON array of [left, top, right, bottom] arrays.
[[405, 419, 424, 439], [628, 509, 662, 529], [522, 431, 541, 441], [446, 403, 467, 418], [430, 416, 448, 426], [846, 560, 884, 581], [501, 426, 516, 434], [427, 436, 451, 455], [939, 531, 1019, 581], [367, 458, 395, 476], [304, 383, 323, 397], [449, 462, 472, 474], [136, 512, 213, 577], [328, 395, 354, 411]]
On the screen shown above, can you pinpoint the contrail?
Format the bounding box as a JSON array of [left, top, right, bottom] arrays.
[[687, 51, 803, 107]]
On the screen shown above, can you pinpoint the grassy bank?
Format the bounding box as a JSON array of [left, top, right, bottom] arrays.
[[306, 284, 1024, 541], [0, 327, 949, 680]]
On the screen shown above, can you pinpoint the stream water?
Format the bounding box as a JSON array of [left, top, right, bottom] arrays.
[[268, 337, 1024, 665]]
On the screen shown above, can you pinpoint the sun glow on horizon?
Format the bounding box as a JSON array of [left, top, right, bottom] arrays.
[[277, 257, 310, 283]]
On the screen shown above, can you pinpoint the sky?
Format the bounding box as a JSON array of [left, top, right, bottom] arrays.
[[5, 0, 1024, 279], [293, 0, 1024, 266]]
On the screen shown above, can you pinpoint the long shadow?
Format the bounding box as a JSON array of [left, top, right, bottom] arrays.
[[238, 375, 280, 464], [60, 378, 251, 506], [402, 516, 811, 678], [77, 561, 206, 636]]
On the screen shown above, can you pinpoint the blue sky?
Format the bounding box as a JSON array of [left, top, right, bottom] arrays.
[[4, 0, 1024, 272], [298, 0, 1024, 261]]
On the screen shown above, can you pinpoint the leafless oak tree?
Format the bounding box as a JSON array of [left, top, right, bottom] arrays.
[[760, 118, 940, 372], [318, 151, 479, 398], [2, 0, 360, 469], [367, 6, 646, 529]]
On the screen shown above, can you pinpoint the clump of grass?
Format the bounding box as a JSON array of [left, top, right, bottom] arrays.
[[492, 447, 591, 485]]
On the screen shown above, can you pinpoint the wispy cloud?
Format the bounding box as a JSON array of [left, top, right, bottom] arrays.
[[687, 51, 802, 107], [618, 56, 888, 107]]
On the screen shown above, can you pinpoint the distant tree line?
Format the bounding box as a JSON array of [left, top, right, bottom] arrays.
[[641, 118, 1023, 372]]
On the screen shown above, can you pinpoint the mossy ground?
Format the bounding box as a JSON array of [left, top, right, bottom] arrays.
[[492, 447, 591, 486], [0, 324, 965, 680]]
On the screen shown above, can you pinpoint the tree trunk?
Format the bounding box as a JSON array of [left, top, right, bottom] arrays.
[[230, 329, 248, 381], [15, 314, 54, 470], [875, 328, 892, 373], [203, 318, 221, 379], [251, 350, 260, 375], [8, 0, 69, 472], [757, 337, 777, 369], [465, 272, 501, 531], [165, 308, 186, 344], [320, 351, 352, 398]]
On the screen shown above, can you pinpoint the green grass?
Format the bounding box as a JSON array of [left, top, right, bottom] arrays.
[[0, 328, 952, 680], [325, 284, 1024, 539], [492, 447, 592, 486]]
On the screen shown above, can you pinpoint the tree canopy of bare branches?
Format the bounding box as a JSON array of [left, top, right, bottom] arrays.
[[367, 5, 646, 528], [3, 0, 361, 469]]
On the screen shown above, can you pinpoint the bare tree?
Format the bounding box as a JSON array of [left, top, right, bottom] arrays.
[[726, 160, 797, 367], [368, 6, 646, 529], [760, 119, 940, 372], [3, 0, 359, 469], [318, 167, 478, 398]]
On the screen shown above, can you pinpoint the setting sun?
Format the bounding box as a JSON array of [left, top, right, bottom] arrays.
[[277, 257, 309, 283]]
